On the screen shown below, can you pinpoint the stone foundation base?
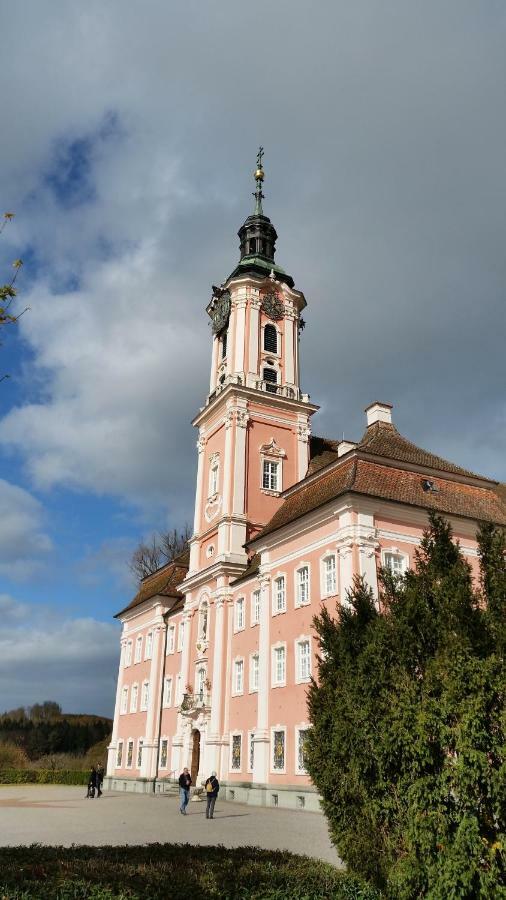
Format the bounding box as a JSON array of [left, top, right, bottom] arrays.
[[104, 775, 321, 812]]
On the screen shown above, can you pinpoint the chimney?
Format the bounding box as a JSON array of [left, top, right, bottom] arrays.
[[338, 440, 356, 457], [365, 401, 393, 427]]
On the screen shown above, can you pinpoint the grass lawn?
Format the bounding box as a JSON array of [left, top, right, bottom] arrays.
[[0, 844, 380, 899]]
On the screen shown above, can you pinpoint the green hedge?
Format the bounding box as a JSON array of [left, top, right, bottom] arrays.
[[0, 768, 89, 785], [0, 844, 381, 899]]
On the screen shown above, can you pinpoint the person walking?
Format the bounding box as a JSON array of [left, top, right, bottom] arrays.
[[86, 766, 97, 799], [204, 771, 219, 819], [96, 763, 104, 797], [178, 767, 192, 815]]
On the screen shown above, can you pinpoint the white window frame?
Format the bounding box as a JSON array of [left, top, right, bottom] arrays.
[[136, 737, 144, 769], [124, 641, 132, 668], [120, 686, 128, 714], [272, 574, 286, 615], [247, 730, 255, 774], [134, 635, 143, 663], [262, 458, 280, 492], [235, 597, 245, 632], [177, 621, 185, 652], [320, 551, 337, 598], [295, 724, 310, 775], [130, 683, 138, 713], [230, 731, 243, 772], [208, 452, 220, 498], [271, 642, 287, 688], [115, 740, 123, 768], [262, 323, 281, 357], [382, 548, 409, 577], [251, 589, 261, 626], [166, 625, 175, 654], [163, 676, 172, 708], [233, 657, 244, 695], [159, 737, 169, 769], [249, 652, 259, 693], [270, 725, 287, 774], [140, 680, 149, 712], [295, 635, 312, 684], [126, 739, 134, 769], [260, 439, 286, 494], [175, 674, 183, 705], [295, 563, 311, 608], [145, 632, 153, 660]]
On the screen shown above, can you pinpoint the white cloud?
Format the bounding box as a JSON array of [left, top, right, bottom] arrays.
[[0, 479, 52, 580], [0, 595, 119, 717]]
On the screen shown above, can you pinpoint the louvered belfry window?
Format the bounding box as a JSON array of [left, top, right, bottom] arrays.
[[264, 324, 277, 354], [263, 367, 277, 393]]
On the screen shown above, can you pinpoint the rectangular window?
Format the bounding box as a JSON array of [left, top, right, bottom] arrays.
[[231, 734, 241, 770], [251, 589, 260, 625], [141, 681, 150, 711], [384, 552, 406, 577], [297, 729, 309, 774], [297, 567, 309, 606], [250, 654, 259, 692], [167, 625, 175, 654], [121, 687, 128, 714], [130, 684, 138, 713], [175, 674, 183, 705], [235, 597, 245, 631], [116, 741, 123, 767], [145, 632, 153, 659], [234, 659, 244, 694], [297, 640, 311, 681], [137, 739, 143, 768], [126, 740, 133, 768], [262, 459, 279, 491], [124, 641, 132, 667], [134, 635, 143, 663], [274, 576, 286, 614], [324, 556, 336, 595], [274, 646, 286, 686], [177, 622, 185, 652], [272, 730, 285, 771], [163, 677, 172, 708], [160, 739, 168, 768]]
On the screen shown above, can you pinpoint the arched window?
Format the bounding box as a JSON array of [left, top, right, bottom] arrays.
[[249, 238, 256, 255], [221, 330, 227, 359], [264, 325, 277, 354], [263, 367, 277, 393]]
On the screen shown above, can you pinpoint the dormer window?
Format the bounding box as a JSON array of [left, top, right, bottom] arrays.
[[264, 325, 277, 354]]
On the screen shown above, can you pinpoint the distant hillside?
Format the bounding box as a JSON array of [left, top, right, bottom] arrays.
[[0, 703, 112, 760]]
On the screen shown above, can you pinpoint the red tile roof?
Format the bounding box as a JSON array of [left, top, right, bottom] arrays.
[[356, 421, 483, 479], [115, 551, 189, 618]]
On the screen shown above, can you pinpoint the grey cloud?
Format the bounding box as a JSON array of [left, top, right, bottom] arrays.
[[0, 0, 504, 527], [0, 480, 53, 580]]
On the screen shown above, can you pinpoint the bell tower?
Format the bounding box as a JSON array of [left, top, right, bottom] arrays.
[[186, 151, 318, 579]]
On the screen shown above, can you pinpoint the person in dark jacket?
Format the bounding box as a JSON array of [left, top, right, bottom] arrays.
[[96, 764, 104, 797], [86, 766, 97, 798], [178, 767, 192, 814], [204, 772, 219, 819]]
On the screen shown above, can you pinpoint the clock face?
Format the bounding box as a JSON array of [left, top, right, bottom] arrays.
[[209, 290, 231, 334], [261, 291, 284, 321]]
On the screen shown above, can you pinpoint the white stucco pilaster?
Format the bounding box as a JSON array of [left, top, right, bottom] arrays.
[[209, 335, 219, 391], [219, 597, 234, 781], [205, 595, 226, 774], [234, 297, 247, 375], [284, 314, 295, 386], [253, 573, 270, 783], [107, 637, 126, 776], [232, 406, 249, 517], [296, 419, 311, 482]]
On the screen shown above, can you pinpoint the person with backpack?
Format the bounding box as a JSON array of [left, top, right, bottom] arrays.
[[96, 763, 104, 797], [86, 766, 97, 799], [204, 771, 219, 819]]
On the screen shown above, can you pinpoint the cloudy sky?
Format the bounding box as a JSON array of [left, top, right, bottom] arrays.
[[1, 1, 505, 717]]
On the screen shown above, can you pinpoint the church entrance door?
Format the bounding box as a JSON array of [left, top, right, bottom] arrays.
[[191, 729, 200, 784]]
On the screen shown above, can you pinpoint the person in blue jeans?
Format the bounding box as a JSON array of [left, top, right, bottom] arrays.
[[178, 768, 192, 814]]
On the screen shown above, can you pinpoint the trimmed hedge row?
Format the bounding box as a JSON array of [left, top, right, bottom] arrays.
[[0, 844, 381, 899], [0, 768, 89, 785]]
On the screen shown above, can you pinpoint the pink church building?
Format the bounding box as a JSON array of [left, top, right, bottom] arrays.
[[106, 155, 506, 810]]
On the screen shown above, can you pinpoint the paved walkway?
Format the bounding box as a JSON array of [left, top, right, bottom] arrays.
[[0, 785, 340, 866]]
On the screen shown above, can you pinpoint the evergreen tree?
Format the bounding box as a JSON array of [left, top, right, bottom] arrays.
[[307, 513, 505, 899]]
